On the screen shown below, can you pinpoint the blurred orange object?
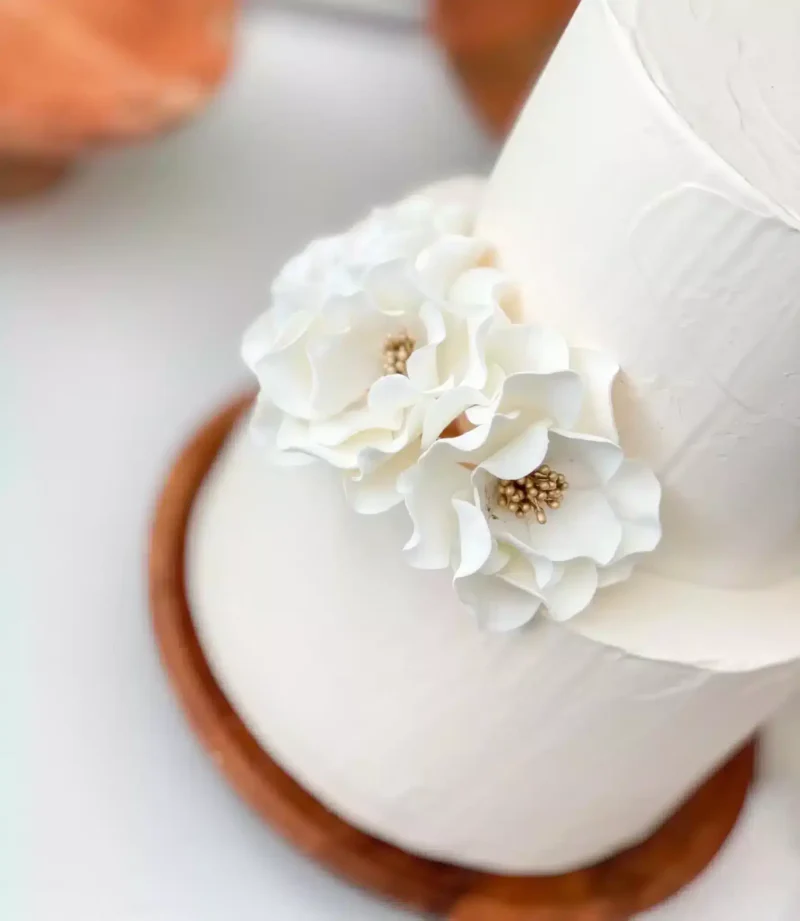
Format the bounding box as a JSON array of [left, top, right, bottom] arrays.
[[430, 0, 579, 137], [0, 0, 236, 197]]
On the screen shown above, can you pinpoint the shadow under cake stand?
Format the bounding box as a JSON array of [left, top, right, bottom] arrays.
[[149, 394, 756, 921]]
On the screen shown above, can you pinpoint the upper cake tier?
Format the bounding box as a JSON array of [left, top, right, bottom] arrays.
[[478, 0, 800, 588]]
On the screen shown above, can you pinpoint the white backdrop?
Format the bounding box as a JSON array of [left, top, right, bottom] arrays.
[[4, 7, 800, 920]]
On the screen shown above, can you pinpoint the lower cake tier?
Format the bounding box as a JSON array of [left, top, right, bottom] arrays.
[[186, 422, 800, 874]]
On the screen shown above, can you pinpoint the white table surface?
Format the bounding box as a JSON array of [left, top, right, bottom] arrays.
[[5, 8, 800, 921]]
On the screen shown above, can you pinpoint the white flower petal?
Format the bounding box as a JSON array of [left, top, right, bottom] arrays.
[[421, 177, 485, 227], [345, 440, 422, 514], [448, 266, 513, 319], [309, 404, 399, 447], [606, 459, 663, 558], [483, 541, 512, 575], [400, 454, 472, 569], [498, 549, 548, 597], [493, 531, 555, 588], [254, 343, 314, 419], [308, 316, 392, 418], [368, 373, 420, 414], [353, 403, 425, 474], [531, 554, 555, 588], [488, 323, 571, 376], [442, 412, 537, 474], [274, 415, 354, 467], [365, 260, 422, 314], [470, 468, 495, 511], [520, 488, 622, 565], [570, 347, 620, 441], [400, 301, 448, 394], [421, 386, 487, 449], [280, 414, 415, 470], [498, 370, 584, 430], [248, 398, 316, 466], [405, 340, 440, 391], [242, 302, 318, 367], [465, 364, 506, 426], [438, 416, 497, 453], [416, 236, 492, 299], [455, 570, 543, 632], [418, 301, 448, 347], [241, 312, 276, 366], [452, 498, 494, 578], [597, 557, 636, 588], [479, 423, 550, 480], [544, 559, 599, 621], [437, 308, 496, 392], [461, 312, 497, 390], [546, 429, 624, 487], [315, 292, 367, 336]]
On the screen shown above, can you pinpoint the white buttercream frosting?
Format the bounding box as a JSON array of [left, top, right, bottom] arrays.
[[243, 181, 661, 625], [479, 0, 800, 589], [610, 0, 800, 225]]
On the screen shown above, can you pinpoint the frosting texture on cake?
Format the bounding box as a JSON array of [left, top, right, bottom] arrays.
[[478, 0, 800, 589], [610, 0, 800, 224]]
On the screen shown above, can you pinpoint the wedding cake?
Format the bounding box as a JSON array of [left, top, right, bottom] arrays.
[[187, 0, 800, 874]]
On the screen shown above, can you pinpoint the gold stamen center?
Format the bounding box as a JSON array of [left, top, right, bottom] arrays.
[[382, 331, 416, 375], [495, 464, 569, 524]]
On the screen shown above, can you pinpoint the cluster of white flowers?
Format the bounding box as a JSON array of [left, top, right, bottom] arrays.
[[243, 180, 661, 630]]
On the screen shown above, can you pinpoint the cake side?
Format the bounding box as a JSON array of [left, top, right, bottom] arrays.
[[478, 0, 800, 590], [187, 426, 800, 873], [610, 0, 800, 225]]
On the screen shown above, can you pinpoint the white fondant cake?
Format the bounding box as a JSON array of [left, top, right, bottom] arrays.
[[187, 0, 800, 874], [480, 0, 800, 589]]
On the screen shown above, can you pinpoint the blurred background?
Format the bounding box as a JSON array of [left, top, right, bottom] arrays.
[[0, 0, 581, 195], [1, 4, 568, 920], [3, 2, 800, 920]]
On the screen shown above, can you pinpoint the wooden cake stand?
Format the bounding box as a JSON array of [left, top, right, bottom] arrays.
[[150, 394, 756, 921]]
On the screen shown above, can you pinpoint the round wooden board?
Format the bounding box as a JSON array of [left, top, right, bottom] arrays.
[[150, 394, 756, 921]]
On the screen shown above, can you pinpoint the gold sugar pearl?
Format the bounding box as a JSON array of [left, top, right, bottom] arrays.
[[382, 331, 416, 376], [495, 463, 569, 524]]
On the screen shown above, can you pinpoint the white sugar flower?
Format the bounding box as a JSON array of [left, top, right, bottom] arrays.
[[243, 177, 662, 626], [399, 349, 662, 629], [243, 179, 519, 513]]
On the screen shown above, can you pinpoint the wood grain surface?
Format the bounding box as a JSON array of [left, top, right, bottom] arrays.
[[150, 393, 756, 921]]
